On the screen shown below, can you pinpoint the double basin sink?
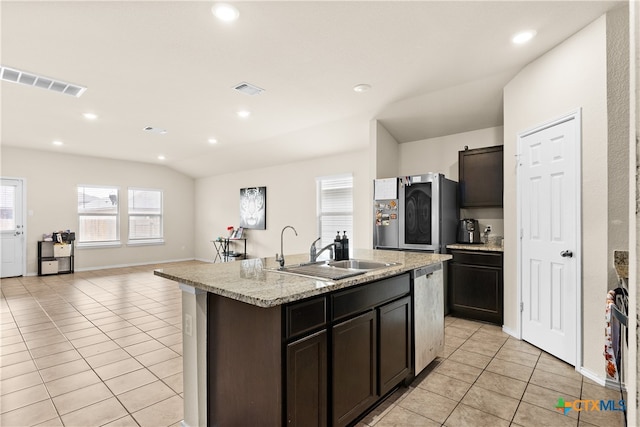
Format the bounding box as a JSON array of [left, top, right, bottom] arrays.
[[268, 259, 400, 281]]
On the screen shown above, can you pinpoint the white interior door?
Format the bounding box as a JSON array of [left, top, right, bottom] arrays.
[[518, 113, 580, 366], [1, 178, 25, 278]]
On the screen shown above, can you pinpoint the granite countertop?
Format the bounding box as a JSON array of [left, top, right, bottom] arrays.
[[446, 242, 504, 252], [154, 249, 451, 308], [614, 250, 628, 279]]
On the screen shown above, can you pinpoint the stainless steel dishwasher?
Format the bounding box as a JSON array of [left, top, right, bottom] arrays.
[[412, 263, 445, 375]]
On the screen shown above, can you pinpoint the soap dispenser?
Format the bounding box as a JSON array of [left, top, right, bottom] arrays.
[[334, 231, 343, 261], [341, 231, 349, 260]]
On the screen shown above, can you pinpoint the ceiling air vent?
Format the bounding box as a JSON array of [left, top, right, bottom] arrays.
[[0, 65, 87, 97], [233, 82, 264, 96], [143, 126, 167, 135]]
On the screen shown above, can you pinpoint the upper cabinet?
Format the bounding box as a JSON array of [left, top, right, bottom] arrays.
[[458, 145, 504, 207]]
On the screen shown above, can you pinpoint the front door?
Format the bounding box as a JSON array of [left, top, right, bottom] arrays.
[[1, 178, 25, 278], [518, 113, 580, 366]]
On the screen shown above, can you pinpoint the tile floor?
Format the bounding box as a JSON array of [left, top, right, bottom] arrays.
[[0, 261, 627, 427], [358, 317, 627, 427]]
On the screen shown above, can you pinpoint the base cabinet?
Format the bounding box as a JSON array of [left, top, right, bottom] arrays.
[[448, 250, 503, 324], [287, 331, 327, 427], [207, 273, 414, 427], [379, 296, 412, 396], [332, 311, 377, 427]]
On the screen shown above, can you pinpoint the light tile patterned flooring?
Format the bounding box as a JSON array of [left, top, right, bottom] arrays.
[[359, 317, 627, 427], [0, 261, 627, 427]]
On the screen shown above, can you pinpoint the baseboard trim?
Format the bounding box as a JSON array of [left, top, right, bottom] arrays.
[[24, 258, 197, 275], [502, 325, 520, 339], [580, 366, 627, 392], [74, 257, 196, 272]]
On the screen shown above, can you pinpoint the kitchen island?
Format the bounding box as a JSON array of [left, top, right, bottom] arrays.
[[155, 249, 450, 427]]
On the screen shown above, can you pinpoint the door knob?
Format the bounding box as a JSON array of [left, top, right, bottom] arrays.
[[560, 250, 573, 258]]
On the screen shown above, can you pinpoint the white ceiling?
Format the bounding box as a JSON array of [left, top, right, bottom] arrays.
[[1, 1, 621, 178]]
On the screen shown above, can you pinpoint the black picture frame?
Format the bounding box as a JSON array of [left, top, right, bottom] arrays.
[[239, 187, 266, 230]]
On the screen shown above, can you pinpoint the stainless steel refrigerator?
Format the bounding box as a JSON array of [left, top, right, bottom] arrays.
[[373, 177, 399, 250], [373, 173, 458, 254]]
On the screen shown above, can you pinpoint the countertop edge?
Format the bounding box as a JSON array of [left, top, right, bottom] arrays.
[[155, 251, 451, 308], [446, 243, 504, 253]]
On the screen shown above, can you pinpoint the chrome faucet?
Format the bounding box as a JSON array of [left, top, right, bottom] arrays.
[[276, 225, 297, 268], [309, 237, 336, 263]]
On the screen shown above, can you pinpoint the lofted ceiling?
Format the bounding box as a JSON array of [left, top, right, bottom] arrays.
[[1, 1, 622, 178]]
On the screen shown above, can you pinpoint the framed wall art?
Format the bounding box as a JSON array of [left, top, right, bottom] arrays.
[[239, 187, 266, 230]]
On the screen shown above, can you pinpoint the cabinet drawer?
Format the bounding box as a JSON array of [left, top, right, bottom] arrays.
[[450, 250, 502, 267], [41, 260, 59, 275], [286, 297, 327, 339], [332, 273, 410, 321]]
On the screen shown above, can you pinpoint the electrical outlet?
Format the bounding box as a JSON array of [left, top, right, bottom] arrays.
[[184, 314, 192, 337]]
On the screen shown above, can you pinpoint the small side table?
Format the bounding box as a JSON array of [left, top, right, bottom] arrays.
[[212, 238, 247, 263]]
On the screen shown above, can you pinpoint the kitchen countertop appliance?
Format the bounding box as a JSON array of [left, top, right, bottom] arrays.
[[457, 218, 481, 243], [373, 173, 458, 253]]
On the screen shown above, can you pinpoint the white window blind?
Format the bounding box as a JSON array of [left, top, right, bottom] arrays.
[[128, 188, 163, 243], [77, 185, 119, 244], [0, 184, 16, 231], [317, 175, 353, 248]]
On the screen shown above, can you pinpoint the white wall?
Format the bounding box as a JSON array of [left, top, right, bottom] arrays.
[[194, 149, 371, 261], [398, 126, 504, 237], [504, 13, 623, 379], [371, 121, 400, 180], [607, 5, 631, 288], [1, 147, 195, 274]]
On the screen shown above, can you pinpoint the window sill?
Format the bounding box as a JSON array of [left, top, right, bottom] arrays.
[[76, 242, 122, 249], [127, 239, 165, 247]]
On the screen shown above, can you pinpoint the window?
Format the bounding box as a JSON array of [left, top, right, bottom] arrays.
[[0, 184, 16, 231], [77, 185, 119, 245], [128, 188, 163, 244], [316, 174, 353, 248]]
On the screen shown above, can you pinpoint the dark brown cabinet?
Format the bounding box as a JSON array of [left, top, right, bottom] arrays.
[[332, 311, 377, 427], [287, 330, 327, 427], [330, 274, 411, 427], [207, 273, 412, 427], [459, 145, 504, 207], [448, 250, 503, 324], [378, 296, 411, 396]]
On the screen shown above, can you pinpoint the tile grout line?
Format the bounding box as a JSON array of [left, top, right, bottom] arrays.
[[2, 271, 183, 426], [441, 322, 516, 426]]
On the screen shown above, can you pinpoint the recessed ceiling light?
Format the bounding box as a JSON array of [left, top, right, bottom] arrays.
[[212, 3, 239, 22], [83, 112, 98, 120], [353, 84, 372, 93], [157, 155, 166, 160], [512, 30, 536, 45], [208, 138, 218, 144], [237, 110, 251, 118], [52, 140, 63, 146]]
